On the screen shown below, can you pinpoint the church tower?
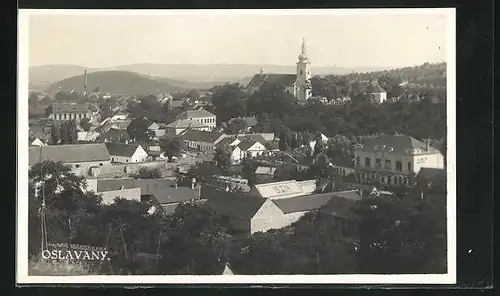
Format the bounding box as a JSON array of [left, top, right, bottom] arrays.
[[295, 38, 312, 101]]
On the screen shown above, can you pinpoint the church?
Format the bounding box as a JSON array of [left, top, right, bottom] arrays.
[[247, 38, 313, 101]]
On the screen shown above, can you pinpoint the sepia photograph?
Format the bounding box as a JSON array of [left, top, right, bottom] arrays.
[[17, 8, 456, 284]]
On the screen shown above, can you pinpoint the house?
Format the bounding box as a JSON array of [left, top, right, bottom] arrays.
[[206, 183, 357, 235], [195, 151, 215, 164], [181, 129, 226, 153], [366, 80, 387, 104], [176, 110, 217, 131], [354, 134, 445, 186], [167, 99, 185, 110], [85, 179, 142, 205], [147, 122, 165, 139], [308, 133, 329, 152], [110, 110, 129, 121], [254, 166, 277, 183], [247, 39, 312, 101], [29, 143, 111, 177], [98, 128, 130, 143], [248, 179, 317, 200], [105, 142, 149, 163], [93, 178, 201, 215], [30, 137, 46, 147], [165, 119, 208, 136], [237, 137, 267, 159], [327, 154, 356, 177], [49, 103, 90, 121], [216, 137, 242, 164], [77, 131, 100, 142]]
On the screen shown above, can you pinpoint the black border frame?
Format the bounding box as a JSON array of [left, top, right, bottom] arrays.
[[13, 0, 495, 291]]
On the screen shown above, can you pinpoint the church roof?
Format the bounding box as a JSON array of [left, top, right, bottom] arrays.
[[248, 74, 297, 88]]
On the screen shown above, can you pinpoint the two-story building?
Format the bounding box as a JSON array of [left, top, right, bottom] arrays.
[[353, 134, 445, 186], [165, 119, 209, 136], [176, 110, 217, 131], [49, 103, 90, 122], [181, 129, 226, 153]]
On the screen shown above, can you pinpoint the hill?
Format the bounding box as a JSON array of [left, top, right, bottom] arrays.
[[29, 65, 102, 90], [45, 71, 190, 95]]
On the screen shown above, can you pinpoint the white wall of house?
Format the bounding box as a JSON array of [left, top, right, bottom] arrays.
[[110, 147, 149, 163], [184, 140, 216, 153], [191, 116, 216, 131], [64, 160, 112, 176], [50, 112, 90, 121], [373, 92, 387, 103], [231, 146, 242, 164], [354, 150, 444, 175], [241, 142, 267, 158], [31, 138, 45, 146], [99, 187, 141, 205], [250, 199, 307, 234], [413, 152, 445, 173], [84, 179, 98, 193], [331, 165, 356, 176]]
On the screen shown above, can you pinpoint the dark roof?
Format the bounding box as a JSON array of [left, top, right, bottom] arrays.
[[216, 137, 237, 148], [237, 138, 260, 151], [176, 110, 215, 119], [105, 143, 142, 157], [272, 192, 334, 214], [29, 144, 110, 166], [248, 74, 297, 88], [417, 168, 446, 180], [358, 134, 439, 155], [182, 129, 225, 143], [320, 195, 359, 219], [332, 190, 364, 200], [329, 154, 355, 168], [205, 186, 266, 219], [52, 103, 88, 114], [97, 178, 200, 204]]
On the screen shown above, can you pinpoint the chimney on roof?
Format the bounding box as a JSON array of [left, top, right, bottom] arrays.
[[174, 182, 178, 189], [426, 140, 430, 151]]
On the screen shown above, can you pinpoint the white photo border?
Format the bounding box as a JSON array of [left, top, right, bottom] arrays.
[[16, 8, 456, 285]]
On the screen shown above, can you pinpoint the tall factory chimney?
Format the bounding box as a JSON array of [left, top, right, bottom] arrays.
[[83, 70, 88, 93]]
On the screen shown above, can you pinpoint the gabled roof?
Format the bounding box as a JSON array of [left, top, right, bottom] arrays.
[[52, 103, 88, 114], [166, 119, 204, 129], [357, 134, 439, 155], [272, 192, 333, 214], [29, 144, 110, 166], [237, 138, 262, 151], [182, 130, 225, 144], [176, 110, 215, 119], [320, 194, 360, 219], [205, 187, 267, 219], [248, 74, 297, 88], [252, 180, 306, 199], [105, 143, 142, 157]]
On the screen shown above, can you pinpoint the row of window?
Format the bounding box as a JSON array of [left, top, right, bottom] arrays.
[[53, 113, 88, 120], [195, 117, 215, 125], [356, 156, 412, 172]]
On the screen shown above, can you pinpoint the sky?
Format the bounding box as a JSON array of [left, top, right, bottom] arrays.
[[27, 10, 449, 69]]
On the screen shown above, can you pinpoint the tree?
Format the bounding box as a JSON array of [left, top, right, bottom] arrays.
[[29, 92, 39, 106], [50, 126, 60, 145], [214, 143, 233, 169], [210, 83, 248, 122], [313, 132, 325, 157], [159, 136, 185, 161], [224, 118, 246, 134], [353, 195, 447, 274], [241, 159, 258, 186], [80, 117, 92, 132], [45, 105, 53, 118], [59, 121, 78, 144], [278, 126, 292, 151], [253, 113, 272, 133], [127, 117, 153, 144]]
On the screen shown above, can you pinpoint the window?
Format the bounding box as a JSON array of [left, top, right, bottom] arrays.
[[384, 159, 391, 169], [99, 163, 103, 166], [300, 70, 303, 75], [396, 161, 402, 171], [365, 157, 371, 168], [356, 156, 360, 165], [408, 161, 412, 172], [75, 164, 81, 168], [375, 158, 381, 169]]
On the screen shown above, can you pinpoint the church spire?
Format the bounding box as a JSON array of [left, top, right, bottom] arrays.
[[298, 37, 308, 61], [260, 65, 264, 75]]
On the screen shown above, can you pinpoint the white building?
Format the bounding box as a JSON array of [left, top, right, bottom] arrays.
[[30, 138, 46, 147], [165, 119, 209, 136], [49, 103, 90, 121], [181, 130, 226, 153], [176, 110, 217, 131], [354, 134, 445, 186], [105, 142, 149, 163]]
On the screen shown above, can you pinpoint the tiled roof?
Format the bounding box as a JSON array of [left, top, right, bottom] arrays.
[[166, 119, 204, 129], [357, 134, 439, 155], [252, 180, 306, 199], [331, 190, 364, 200], [272, 192, 333, 214], [320, 194, 360, 219], [105, 143, 141, 157], [297, 180, 317, 195], [29, 144, 110, 166], [52, 103, 88, 114], [204, 186, 266, 219], [248, 74, 297, 88], [182, 130, 225, 144], [237, 138, 260, 151], [96, 178, 200, 204], [176, 110, 215, 119]]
